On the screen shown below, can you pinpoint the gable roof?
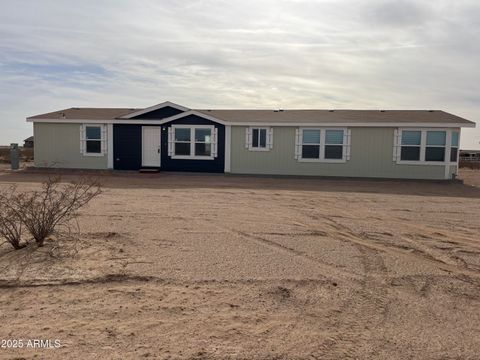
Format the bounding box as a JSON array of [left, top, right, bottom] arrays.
[[26, 103, 476, 127], [118, 101, 189, 119]]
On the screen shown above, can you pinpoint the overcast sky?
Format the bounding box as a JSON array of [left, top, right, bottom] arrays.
[[1, 0, 479, 148]]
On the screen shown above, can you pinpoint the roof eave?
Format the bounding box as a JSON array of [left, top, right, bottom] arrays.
[[25, 117, 476, 128]]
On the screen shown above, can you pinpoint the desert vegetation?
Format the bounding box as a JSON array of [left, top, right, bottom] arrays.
[[0, 146, 34, 163], [0, 177, 101, 249]]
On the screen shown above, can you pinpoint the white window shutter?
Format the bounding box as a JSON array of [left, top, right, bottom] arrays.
[[212, 128, 218, 157], [245, 127, 252, 148], [101, 125, 107, 155], [345, 129, 352, 160], [80, 124, 85, 154], [268, 127, 273, 149], [294, 128, 301, 159], [393, 129, 401, 161], [168, 127, 173, 156]]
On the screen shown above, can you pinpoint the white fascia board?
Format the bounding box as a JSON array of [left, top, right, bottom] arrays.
[[26, 118, 475, 128], [117, 101, 190, 119], [225, 122, 476, 128]]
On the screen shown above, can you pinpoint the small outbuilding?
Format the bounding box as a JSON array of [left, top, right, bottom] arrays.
[[23, 136, 34, 148]]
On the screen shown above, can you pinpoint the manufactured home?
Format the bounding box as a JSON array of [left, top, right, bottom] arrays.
[[27, 101, 475, 180]]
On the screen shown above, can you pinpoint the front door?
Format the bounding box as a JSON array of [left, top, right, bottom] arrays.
[[142, 126, 161, 167]]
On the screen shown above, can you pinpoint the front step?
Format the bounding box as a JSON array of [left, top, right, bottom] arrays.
[[139, 168, 160, 173]]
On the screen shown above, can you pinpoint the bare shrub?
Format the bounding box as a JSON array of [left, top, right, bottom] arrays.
[[0, 187, 25, 249], [17, 177, 101, 247]]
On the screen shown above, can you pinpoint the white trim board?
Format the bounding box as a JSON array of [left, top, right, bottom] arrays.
[[224, 125, 231, 172], [107, 124, 114, 169]]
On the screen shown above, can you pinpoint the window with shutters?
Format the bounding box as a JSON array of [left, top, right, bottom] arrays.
[[80, 124, 106, 156], [246, 127, 273, 151], [168, 125, 217, 160], [294, 127, 350, 162], [394, 128, 459, 164]]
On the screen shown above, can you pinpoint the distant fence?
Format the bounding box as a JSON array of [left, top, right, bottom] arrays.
[[459, 160, 480, 169]]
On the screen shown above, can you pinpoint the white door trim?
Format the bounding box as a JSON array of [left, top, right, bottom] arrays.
[[107, 124, 114, 169], [142, 126, 161, 167], [224, 125, 231, 172]]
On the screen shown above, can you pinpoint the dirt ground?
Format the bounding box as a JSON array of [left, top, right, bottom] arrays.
[[0, 167, 479, 359]]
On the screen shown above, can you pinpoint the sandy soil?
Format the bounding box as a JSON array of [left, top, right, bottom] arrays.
[[0, 168, 479, 359]]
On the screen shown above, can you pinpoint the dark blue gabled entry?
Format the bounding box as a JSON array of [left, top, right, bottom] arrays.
[[113, 115, 225, 172]]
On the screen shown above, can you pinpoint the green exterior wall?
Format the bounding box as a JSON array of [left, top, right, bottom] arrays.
[[230, 126, 448, 180], [34, 123, 108, 169], [33, 122, 455, 179]]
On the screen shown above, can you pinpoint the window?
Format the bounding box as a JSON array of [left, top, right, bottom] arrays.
[[325, 130, 344, 159], [295, 128, 350, 162], [174, 128, 191, 156], [168, 125, 217, 159], [195, 128, 212, 156], [400, 130, 421, 161], [246, 127, 272, 151], [302, 130, 321, 159], [425, 131, 446, 161], [80, 124, 106, 156], [450, 131, 459, 162], [395, 129, 458, 164]]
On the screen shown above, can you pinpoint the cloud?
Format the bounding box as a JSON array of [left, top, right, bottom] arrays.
[[0, 0, 478, 148], [363, 0, 431, 27]]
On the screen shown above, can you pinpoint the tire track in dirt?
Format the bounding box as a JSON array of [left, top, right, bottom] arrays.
[[0, 274, 335, 289], [232, 229, 362, 282], [312, 246, 390, 359], [314, 215, 480, 280], [290, 198, 480, 276]]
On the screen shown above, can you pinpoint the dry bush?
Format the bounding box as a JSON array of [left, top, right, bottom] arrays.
[[0, 187, 25, 249], [16, 177, 102, 247]]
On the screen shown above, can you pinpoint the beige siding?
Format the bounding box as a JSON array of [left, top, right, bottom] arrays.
[[230, 127, 447, 179], [34, 123, 108, 169]]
